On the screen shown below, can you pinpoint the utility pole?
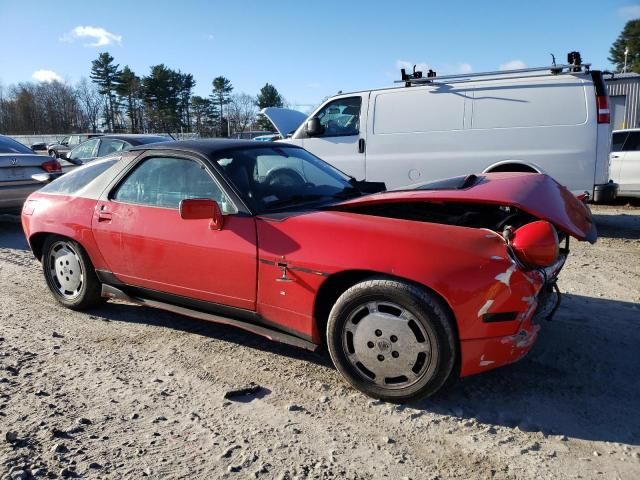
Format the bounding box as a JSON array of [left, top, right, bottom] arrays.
[[624, 46, 629, 73]]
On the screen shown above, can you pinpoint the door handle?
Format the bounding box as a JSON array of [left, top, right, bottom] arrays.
[[97, 207, 112, 222], [611, 155, 621, 159], [358, 138, 365, 154]]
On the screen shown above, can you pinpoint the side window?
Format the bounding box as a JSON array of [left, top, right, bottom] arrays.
[[113, 157, 235, 212], [622, 132, 640, 151], [314, 97, 362, 137], [611, 132, 628, 152], [70, 138, 99, 160], [98, 139, 126, 157], [69, 135, 81, 146]]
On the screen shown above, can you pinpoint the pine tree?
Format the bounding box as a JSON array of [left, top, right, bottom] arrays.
[[609, 19, 640, 73], [211, 76, 233, 137], [90, 52, 121, 131], [115, 66, 141, 133], [255, 83, 284, 131]]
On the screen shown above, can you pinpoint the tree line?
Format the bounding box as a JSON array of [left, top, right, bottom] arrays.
[[0, 51, 285, 136]]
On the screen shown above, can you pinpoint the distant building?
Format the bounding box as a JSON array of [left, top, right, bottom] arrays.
[[605, 72, 640, 132]]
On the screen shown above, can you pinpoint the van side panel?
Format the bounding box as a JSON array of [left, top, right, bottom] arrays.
[[365, 85, 469, 188], [364, 75, 598, 194]]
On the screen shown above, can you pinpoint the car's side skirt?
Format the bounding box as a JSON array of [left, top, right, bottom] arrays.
[[97, 276, 318, 352]]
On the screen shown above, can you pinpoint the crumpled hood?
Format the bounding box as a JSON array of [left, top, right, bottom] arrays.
[[260, 107, 308, 137], [334, 172, 597, 243]]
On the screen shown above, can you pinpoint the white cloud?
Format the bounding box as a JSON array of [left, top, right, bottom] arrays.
[[457, 63, 473, 74], [61, 26, 122, 47], [500, 59, 527, 71], [32, 70, 64, 83], [618, 5, 640, 19]]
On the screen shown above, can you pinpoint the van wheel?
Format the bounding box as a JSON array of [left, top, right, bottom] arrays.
[[42, 235, 103, 310], [487, 163, 538, 173], [326, 278, 457, 402]]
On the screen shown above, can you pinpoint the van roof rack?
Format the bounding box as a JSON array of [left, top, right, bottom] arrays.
[[398, 52, 590, 87]]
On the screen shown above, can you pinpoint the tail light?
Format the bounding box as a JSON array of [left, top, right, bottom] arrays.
[[40, 159, 61, 172], [509, 221, 559, 268], [596, 95, 610, 124]]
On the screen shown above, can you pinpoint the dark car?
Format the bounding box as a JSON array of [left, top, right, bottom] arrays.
[[22, 139, 596, 402], [47, 134, 103, 158], [64, 134, 171, 165]]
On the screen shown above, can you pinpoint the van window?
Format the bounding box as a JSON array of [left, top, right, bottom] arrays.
[[611, 132, 629, 152], [314, 97, 361, 137], [471, 80, 587, 129], [373, 87, 466, 134]]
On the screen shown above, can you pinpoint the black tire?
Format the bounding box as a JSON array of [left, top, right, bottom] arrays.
[[42, 235, 103, 310], [49, 150, 57, 158], [327, 278, 457, 402]]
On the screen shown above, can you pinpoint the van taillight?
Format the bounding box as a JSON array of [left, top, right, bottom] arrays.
[[596, 96, 610, 124], [40, 159, 61, 172]]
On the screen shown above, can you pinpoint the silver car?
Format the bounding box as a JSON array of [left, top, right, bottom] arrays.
[[0, 135, 61, 212]]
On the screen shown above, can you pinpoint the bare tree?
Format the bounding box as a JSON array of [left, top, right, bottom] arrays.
[[76, 78, 103, 133], [228, 93, 257, 135]]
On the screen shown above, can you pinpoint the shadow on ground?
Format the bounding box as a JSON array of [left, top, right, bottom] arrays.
[[86, 292, 640, 446], [0, 217, 28, 250]]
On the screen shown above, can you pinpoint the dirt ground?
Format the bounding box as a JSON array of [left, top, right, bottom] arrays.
[[0, 204, 639, 480]]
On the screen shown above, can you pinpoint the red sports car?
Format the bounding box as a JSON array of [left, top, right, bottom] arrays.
[[21, 140, 596, 401]]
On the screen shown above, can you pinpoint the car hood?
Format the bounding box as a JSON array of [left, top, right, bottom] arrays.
[[333, 172, 597, 243], [260, 107, 308, 137]]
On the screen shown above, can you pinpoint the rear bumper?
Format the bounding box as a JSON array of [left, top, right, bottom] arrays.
[[0, 182, 40, 211], [593, 182, 618, 203]]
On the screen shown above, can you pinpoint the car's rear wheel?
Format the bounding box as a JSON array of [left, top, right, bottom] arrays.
[[49, 150, 57, 158], [327, 278, 457, 402], [42, 236, 103, 310]]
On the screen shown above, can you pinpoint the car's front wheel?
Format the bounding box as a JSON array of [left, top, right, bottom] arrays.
[[327, 278, 457, 402], [42, 235, 103, 310]]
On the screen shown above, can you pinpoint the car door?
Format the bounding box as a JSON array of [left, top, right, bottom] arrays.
[[300, 95, 367, 179], [616, 131, 640, 196], [609, 131, 628, 187], [91, 153, 257, 310]]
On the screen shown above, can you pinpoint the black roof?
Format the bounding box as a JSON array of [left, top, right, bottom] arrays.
[[101, 134, 171, 146], [134, 138, 303, 156]]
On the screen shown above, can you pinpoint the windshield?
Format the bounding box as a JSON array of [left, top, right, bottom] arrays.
[[213, 146, 354, 213], [0, 136, 33, 154]]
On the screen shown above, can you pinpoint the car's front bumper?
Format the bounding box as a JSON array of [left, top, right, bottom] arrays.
[[458, 254, 566, 377]]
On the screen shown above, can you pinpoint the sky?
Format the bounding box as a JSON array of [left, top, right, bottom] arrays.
[[0, 0, 635, 112]]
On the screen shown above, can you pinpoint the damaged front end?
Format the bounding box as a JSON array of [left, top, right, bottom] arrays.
[[330, 173, 596, 377]]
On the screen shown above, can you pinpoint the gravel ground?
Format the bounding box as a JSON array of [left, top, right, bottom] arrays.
[[0, 204, 639, 480]]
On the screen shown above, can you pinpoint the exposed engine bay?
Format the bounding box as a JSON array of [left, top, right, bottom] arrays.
[[334, 201, 542, 234]]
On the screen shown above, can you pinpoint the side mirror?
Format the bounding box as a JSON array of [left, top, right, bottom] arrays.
[[179, 198, 224, 230], [305, 117, 324, 137]]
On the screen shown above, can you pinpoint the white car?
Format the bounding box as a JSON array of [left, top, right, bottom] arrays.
[[610, 129, 640, 198], [264, 57, 615, 202]]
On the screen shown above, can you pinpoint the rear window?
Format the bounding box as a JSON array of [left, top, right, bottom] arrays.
[[0, 136, 33, 154], [40, 159, 117, 195], [611, 132, 629, 152], [614, 131, 640, 152]]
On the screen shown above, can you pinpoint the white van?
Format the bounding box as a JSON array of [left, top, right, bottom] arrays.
[[610, 129, 640, 198], [264, 62, 615, 201]]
